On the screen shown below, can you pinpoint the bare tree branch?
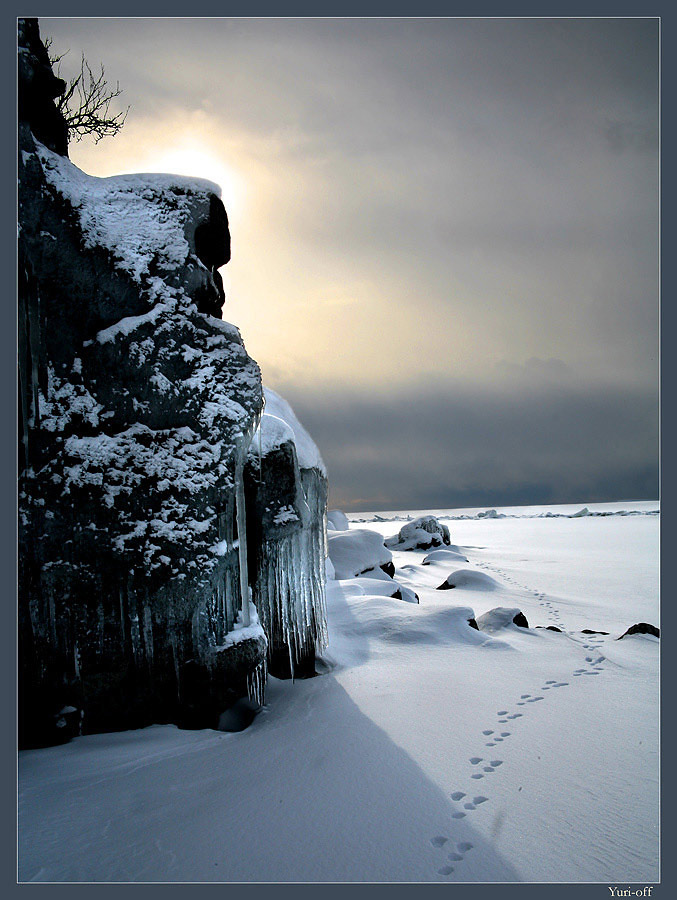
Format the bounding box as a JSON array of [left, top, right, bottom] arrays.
[[48, 47, 129, 144]]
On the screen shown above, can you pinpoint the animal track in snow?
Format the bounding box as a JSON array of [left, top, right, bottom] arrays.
[[431, 836, 448, 847], [452, 812, 465, 819], [527, 696, 543, 702], [473, 796, 488, 804], [483, 730, 493, 735], [471, 773, 484, 779], [500, 732, 510, 737], [470, 757, 483, 765], [497, 710, 508, 715], [490, 760, 502, 766], [451, 791, 465, 801], [438, 865, 454, 875], [458, 842, 474, 852], [448, 852, 464, 861]]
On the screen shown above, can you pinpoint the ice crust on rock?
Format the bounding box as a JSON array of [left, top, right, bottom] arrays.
[[253, 387, 326, 476]]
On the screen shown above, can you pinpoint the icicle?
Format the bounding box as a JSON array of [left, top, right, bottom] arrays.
[[170, 634, 181, 703], [29, 284, 40, 428], [119, 587, 126, 642], [143, 603, 153, 666], [247, 658, 267, 707], [235, 449, 250, 627]]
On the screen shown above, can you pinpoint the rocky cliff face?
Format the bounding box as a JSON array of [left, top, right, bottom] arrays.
[[18, 19, 328, 747]]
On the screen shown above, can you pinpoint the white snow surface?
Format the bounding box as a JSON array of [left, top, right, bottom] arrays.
[[252, 387, 326, 475], [19, 500, 659, 883]]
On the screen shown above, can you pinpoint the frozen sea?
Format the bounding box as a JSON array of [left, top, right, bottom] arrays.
[[18, 500, 659, 882]]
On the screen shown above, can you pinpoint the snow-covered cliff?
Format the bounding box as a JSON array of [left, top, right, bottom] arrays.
[[18, 18, 328, 747]]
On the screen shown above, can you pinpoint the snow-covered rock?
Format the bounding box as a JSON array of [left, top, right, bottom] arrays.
[[328, 528, 393, 580], [327, 509, 350, 532], [476, 607, 530, 632], [421, 547, 469, 565], [436, 569, 501, 591], [385, 515, 451, 551]]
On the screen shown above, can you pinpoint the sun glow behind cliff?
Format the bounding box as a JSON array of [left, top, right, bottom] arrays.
[[150, 143, 245, 221]]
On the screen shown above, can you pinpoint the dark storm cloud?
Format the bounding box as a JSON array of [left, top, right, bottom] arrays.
[[281, 380, 658, 511]]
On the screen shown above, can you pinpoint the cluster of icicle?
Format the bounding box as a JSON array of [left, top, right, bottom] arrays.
[[252, 471, 328, 679]]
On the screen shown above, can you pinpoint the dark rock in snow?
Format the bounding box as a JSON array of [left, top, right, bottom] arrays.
[[536, 625, 563, 632], [385, 515, 451, 551], [512, 612, 529, 629], [581, 629, 609, 635], [467, 618, 479, 631], [618, 622, 659, 640], [217, 697, 261, 733], [380, 561, 396, 578]]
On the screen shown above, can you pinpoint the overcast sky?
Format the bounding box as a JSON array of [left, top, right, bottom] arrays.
[[42, 17, 659, 511]]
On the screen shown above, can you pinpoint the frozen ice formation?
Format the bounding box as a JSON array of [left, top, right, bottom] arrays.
[[246, 388, 328, 679]]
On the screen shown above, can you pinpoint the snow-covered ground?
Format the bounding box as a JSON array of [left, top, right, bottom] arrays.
[[18, 501, 659, 883]]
